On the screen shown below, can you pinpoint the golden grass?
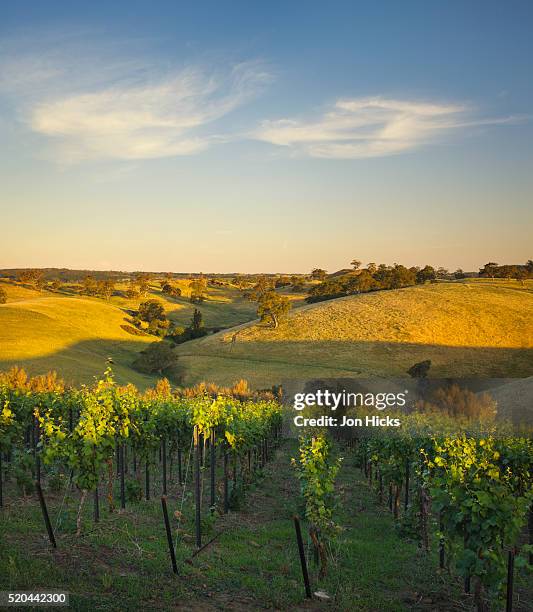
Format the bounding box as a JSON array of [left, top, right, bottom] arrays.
[[174, 280, 533, 387], [0, 291, 155, 388]]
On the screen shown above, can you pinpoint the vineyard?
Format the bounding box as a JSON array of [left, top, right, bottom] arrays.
[[296, 413, 533, 612], [0, 369, 532, 610]]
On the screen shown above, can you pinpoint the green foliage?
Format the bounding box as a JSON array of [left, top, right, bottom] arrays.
[[0, 287, 7, 304], [292, 433, 342, 575], [355, 412, 533, 609], [307, 262, 418, 302], [257, 291, 291, 328], [132, 342, 177, 374]]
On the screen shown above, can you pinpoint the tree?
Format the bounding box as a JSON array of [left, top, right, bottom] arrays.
[[132, 342, 177, 374], [436, 267, 449, 279], [291, 276, 305, 292], [125, 279, 139, 299], [416, 265, 436, 284], [0, 287, 6, 304], [353, 269, 378, 292], [96, 279, 115, 300], [407, 360, 432, 379], [350, 259, 361, 271], [479, 262, 499, 278], [257, 291, 291, 329], [50, 279, 62, 292], [18, 269, 45, 290], [81, 275, 97, 296], [135, 274, 151, 297], [454, 268, 466, 280], [311, 268, 327, 281], [138, 299, 166, 324], [526, 260, 533, 275], [162, 282, 182, 298], [189, 277, 208, 303], [245, 276, 272, 301], [366, 262, 377, 275], [191, 308, 204, 333]]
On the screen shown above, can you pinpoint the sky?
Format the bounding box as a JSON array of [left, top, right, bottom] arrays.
[[0, 1, 532, 273]]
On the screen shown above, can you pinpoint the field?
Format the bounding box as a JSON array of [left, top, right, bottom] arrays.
[[174, 279, 533, 387], [0, 279, 308, 388]]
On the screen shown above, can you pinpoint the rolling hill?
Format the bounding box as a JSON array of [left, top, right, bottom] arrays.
[[0, 280, 156, 387], [174, 279, 533, 387]]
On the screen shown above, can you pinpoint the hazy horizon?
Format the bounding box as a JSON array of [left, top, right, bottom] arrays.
[[1, 1, 532, 273]]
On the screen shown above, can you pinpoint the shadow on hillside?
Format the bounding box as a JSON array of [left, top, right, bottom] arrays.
[[177, 339, 533, 379], [0, 338, 165, 389]]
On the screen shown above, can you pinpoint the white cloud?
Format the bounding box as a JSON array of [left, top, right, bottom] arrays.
[[0, 34, 271, 163], [253, 97, 520, 159], [29, 63, 270, 162]]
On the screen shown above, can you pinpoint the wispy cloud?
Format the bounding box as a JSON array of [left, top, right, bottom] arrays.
[[29, 63, 270, 162], [0, 34, 272, 163], [253, 97, 521, 159]]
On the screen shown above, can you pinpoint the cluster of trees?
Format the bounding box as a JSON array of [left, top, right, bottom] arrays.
[[307, 262, 441, 303], [243, 276, 291, 328], [124, 274, 151, 299], [81, 276, 116, 300], [161, 281, 182, 298], [130, 298, 209, 343], [132, 299, 170, 337], [17, 269, 46, 291], [189, 276, 208, 303], [478, 260, 533, 280]]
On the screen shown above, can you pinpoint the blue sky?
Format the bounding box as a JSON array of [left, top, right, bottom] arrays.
[[1, 1, 532, 272]]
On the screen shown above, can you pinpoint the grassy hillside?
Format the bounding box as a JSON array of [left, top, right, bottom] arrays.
[[0, 278, 308, 388], [0, 280, 156, 387], [174, 279, 533, 387]]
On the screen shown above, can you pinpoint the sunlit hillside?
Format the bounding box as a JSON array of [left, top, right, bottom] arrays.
[[175, 279, 533, 387], [0, 280, 156, 387], [0, 278, 308, 387]]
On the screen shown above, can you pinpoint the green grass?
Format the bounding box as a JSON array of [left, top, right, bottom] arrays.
[[174, 279, 533, 387], [5, 440, 527, 610]]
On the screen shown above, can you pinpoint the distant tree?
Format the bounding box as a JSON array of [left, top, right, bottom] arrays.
[[245, 276, 272, 301], [366, 262, 377, 275], [81, 275, 97, 296], [291, 276, 305, 292], [125, 279, 139, 299], [311, 268, 327, 281], [0, 287, 6, 304], [50, 279, 62, 292], [526, 260, 533, 275], [18, 269, 45, 290], [96, 279, 115, 300], [191, 308, 204, 333], [516, 267, 529, 286], [353, 269, 379, 292], [138, 299, 166, 324], [479, 262, 499, 278], [436, 267, 449, 279], [454, 268, 466, 280], [161, 282, 182, 298], [132, 342, 177, 375], [135, 274, 151, 297], [275, 275, 291, 288], [350, 259, 362, 271], [416, 265, 436, 284], [189, 276, 208, 303], [407, 360, 432, 379], [257, 291, 291, 329]]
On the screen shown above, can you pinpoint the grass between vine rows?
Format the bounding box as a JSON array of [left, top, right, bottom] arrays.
[[1, 440, 531, 610]]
